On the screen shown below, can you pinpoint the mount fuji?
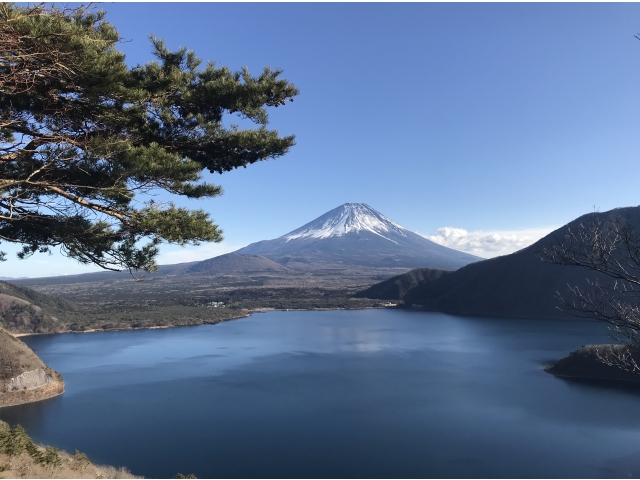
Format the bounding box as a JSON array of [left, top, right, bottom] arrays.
[[235, 203, 482, 270]]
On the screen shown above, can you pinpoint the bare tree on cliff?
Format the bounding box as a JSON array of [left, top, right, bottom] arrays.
[[540, 209, 640, 372], [0, 3, 298, 274]]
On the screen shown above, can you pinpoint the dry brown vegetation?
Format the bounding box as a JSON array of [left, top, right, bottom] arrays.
[[0, 328, 64, 407], [0, 328, 51, 383], [0, 420, 140, 479]]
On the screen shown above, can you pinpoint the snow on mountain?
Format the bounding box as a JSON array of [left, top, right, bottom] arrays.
[[235, 203, 483, 271], [284, 203, 407, 244]]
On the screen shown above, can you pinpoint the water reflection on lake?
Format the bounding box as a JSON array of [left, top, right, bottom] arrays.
[[1, 309, 639, 478]]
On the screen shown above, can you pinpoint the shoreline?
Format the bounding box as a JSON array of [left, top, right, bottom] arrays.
[[11, 311, 251, 337], [545, 344, 640, 384], [10, 304, 396, 338], [0, 378, 65, 408], [544, 368, 640, 384]]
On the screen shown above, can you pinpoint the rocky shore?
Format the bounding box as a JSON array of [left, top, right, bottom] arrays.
[[0, 375, 64, 408]]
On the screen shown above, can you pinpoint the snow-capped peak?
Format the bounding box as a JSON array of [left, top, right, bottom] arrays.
[[283, 203, 409, 244]]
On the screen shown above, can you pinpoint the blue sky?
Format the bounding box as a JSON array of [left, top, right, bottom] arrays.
[[5, 2, 640, 277]]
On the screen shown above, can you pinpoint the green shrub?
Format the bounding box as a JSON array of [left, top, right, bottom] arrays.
[[0, 424, 33, 457], [42, 446, 62, 468], [0, 425, 60, 466], [71, 449, 90, 468]]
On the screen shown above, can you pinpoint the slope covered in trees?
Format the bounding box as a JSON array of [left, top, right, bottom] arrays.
[[354, 268, 453, 301], [356, 207, 640, 320], [0, 281, 74, 333]]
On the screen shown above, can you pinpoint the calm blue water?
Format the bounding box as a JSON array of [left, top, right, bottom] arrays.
[[1, 309, 639, 478]]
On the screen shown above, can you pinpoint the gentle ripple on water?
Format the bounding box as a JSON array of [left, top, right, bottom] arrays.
[[1, 309, 639, 478]]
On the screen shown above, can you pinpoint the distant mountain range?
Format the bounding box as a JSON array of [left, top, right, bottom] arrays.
[[14, 203, 480, 286], [184, 253, 290, 275], [236, 203, 482, 270], [357, 206, 640, 319], [11, 204, 640, 323]]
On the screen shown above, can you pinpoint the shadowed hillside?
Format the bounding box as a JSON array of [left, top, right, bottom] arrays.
[[356, 206, 640, 319], [546, 345, 640, 383], [354, 268, 453, 300]]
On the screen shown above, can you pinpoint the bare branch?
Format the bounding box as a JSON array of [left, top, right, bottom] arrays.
[[540, 210, 640, 372]]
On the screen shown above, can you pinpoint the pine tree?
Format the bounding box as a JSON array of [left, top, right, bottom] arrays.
[[0, 3, 298, 274]]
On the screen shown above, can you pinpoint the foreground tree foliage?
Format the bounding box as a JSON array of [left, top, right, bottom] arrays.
[[541, 210, 640, 372], [0, 3, 298, 273]]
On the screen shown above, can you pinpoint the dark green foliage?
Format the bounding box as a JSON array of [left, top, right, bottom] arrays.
[[0, 4, 297, 273], [0, 424, 65, 469], [0, 424, 31, 457], [42, 446, 62, 468], [0, 424, 44, 462]]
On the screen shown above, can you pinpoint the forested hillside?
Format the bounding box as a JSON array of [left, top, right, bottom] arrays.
[[0, 282, 74, 334], [355, 207, 640, 319]]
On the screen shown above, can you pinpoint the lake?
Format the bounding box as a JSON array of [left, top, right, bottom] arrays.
[[1, 309, 639, 478]]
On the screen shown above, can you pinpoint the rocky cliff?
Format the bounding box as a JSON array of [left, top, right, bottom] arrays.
[[0, 328, 64, 407]]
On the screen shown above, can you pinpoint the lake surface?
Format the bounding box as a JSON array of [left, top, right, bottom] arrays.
[[1, 309, 640, 478]]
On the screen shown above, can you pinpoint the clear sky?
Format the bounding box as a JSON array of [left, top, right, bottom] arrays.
[[5, 2, 640, 277]]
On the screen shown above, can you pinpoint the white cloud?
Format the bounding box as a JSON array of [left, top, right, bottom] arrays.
[[424, 225, 560, 258]]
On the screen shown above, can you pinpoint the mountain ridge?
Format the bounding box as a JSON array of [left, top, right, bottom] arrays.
[[184, 253, 291, 275], [356, 206, 640, 319], [236, 203, 482, 270], [13, 204, 481, 282], [283, 203, 409, 243]]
